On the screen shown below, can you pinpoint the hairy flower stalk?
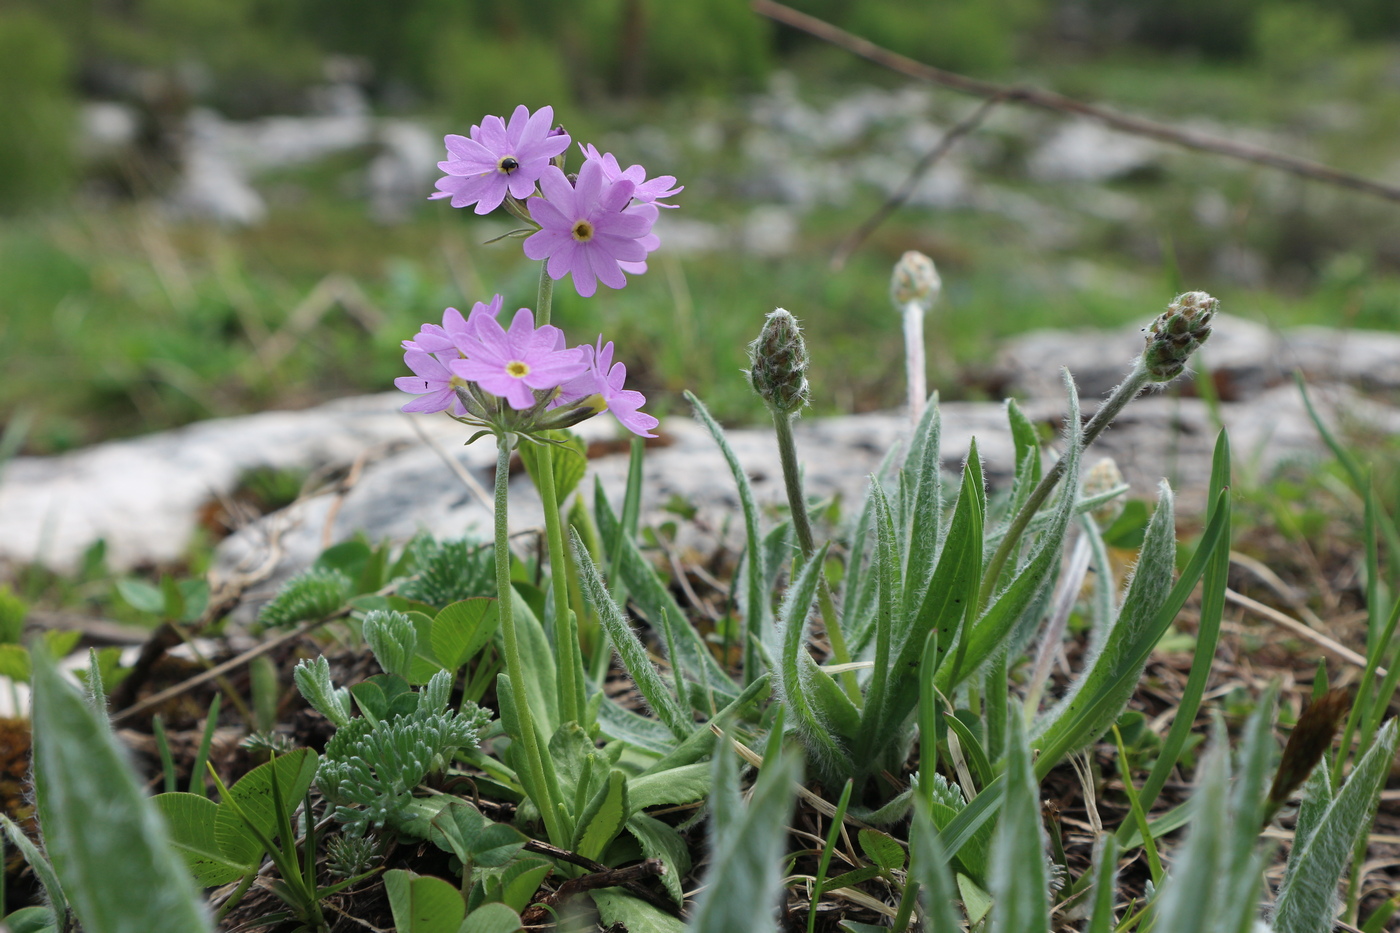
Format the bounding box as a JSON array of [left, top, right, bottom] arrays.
[[979, 292, 1217, 610], [890, 251, 941, 425], [748, 310, 857, 697]]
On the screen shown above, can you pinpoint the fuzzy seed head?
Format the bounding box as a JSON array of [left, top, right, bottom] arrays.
[[1142, 290, 1217, 382], [890, 251, 942, 313], [747, 308, 810, 415]]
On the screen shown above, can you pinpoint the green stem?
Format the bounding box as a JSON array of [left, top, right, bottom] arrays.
[[978, 361, 1151, 611], [531, 260, 584, 725], [773, 411, 860, 702], [494, 437, 567, 846]]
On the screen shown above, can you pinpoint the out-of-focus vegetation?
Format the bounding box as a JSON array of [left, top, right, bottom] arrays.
[[3, 0, 1400, 454]]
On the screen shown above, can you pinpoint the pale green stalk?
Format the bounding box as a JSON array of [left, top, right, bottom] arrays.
[[531, 261, 584, 725], [773, 411, 858, 702], [493, 437, 567, 846], [979, 361, 1152, 610]]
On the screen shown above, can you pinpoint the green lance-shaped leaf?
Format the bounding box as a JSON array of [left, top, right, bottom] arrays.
[[594, 481, 738, 700], [570, 528, 691, 741], [775, 542, 856, 779], [1084, 835, 1120, 933], [1151, 723, 1232, 933], [898, 396, 943, 604], [0, 813, 68, 930], [910, 803, 964, 933], [1036, 483, 1231, 780], [1273, 718, 1400, 933], [293, 655, 352, 727], [688, 739, 802, 933], [29, 644, 213, 933], [591, 889, 684, 933], [987, 706, 1048, 933], [1031, 481, 1177, 762], [687, 391, 769, 682], [628, 813, 692, 907], [855, 482, 902, 762], [573, 769, 629, 861]]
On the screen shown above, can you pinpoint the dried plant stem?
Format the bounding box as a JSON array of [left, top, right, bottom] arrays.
[[494, 437, 567, 846], [773, 412, 859, 701], [979, 362, 1151, 610]]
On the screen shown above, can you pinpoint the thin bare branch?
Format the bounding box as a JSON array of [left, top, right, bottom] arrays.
[[753, 0, 1400, 205]]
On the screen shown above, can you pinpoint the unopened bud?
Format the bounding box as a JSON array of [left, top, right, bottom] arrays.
[[747, 308, 809, 415], [1082, 457, 1126, 527], [1142, 291, 1217, 383], [890, 251, 942, 314]]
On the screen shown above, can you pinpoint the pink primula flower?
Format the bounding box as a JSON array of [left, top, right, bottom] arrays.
[[578, 144, 683, 207], [402, 295, 505, 356], [395, 349, 463, 414], [555, 339, 658, 438], [431, 105, 571, 215], [524, 161, 658, 298], [452, 308, 589, 410]]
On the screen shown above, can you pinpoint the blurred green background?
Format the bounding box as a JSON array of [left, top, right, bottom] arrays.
[[4, 0, 1400, 454]]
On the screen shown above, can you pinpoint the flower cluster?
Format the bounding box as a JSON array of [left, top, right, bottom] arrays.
[[431, 104, 681, 297], [397, 299, 657, 439]]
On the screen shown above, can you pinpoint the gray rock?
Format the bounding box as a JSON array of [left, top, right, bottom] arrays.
[[1027, 119, 1162, 183]]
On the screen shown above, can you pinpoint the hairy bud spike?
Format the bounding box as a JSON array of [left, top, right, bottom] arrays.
[[747, 308, 810, 415], [890, 250, 941, 314], [1142, 290, 1217, 383]]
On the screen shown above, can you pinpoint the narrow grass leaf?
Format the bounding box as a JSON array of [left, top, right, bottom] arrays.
[[1132, 430, 1231, 820], [1084, 835, 1120, 933], [571, 528, 691, 740], [30, 645, 212, 933], [1151, 727, 1231, 933], [1273, 718, 1399, 933], [910, 803, 963, 933], [0, 813, 67, 930]]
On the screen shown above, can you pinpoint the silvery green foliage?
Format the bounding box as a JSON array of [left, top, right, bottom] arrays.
[[987, 709, 1048, 933], [1152, 701, 1278, 933], [397, 536, 494, 607], [1272, 719, 1399, 933], [318, 670, 491, 836], [30, 646, 212, 933], [292, 656, 352, 728], [688, 742, 801, 933], [362, 609, 416, 679], [257, 566, 351, 627]]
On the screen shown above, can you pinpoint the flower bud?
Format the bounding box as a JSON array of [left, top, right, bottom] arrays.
[[890, 250, 942, 314], [1082, 457, 1126, 527], [1142, 290, 1217, 383], [747, 308, 810, 415]]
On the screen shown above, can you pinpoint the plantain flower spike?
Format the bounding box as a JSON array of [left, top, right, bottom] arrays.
[[747, 308, 810, 416], [890, 250, 941, 314], [1142, 290, 1217, 383]]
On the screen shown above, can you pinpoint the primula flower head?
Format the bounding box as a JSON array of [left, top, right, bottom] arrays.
[[555, 339, 658, 438], [578, 143, 683, 208], [402, 295, 505, 356], [395, 349, 465, 415], [524, 161, 658, 298], [452, 307, 589, 410], [431, 105, 571, 215]]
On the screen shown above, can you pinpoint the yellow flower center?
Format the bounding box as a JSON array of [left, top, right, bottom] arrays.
[[506, 360, 531, 378], [572, 220, 595, 242]]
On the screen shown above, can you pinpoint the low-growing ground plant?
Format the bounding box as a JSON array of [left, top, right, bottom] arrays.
[[3, 99, 1397, 933]]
